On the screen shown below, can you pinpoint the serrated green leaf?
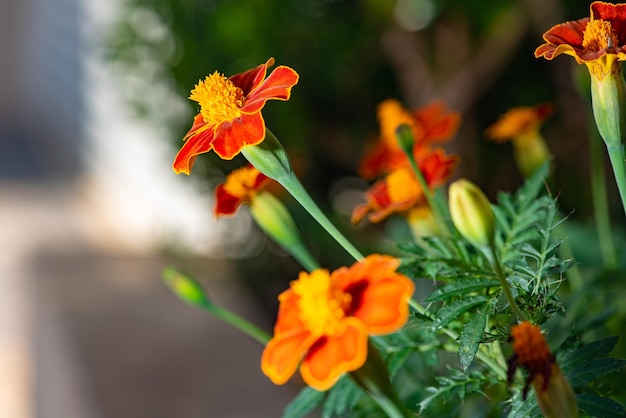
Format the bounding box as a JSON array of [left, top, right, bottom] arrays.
[[458, 307, 488, 370], [431, 295, 490, 332], [321, 376, 361, 418], [508, 391, 542, 418], [283, 386, 325, 418], [425, 278, 499, 302], [576, 393, 626, 418], [560, 337, 619, 368], [564, 358, 626, 388]]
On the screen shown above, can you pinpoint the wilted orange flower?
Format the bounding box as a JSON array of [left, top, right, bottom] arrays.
[[359, 99, 460, 179], [214, 165, 269, 217], [173, 58, 299, 174], [353, 149, 458, 224], [535, 1, 626, 79], [261, 255, 414, 391], [508, 322, 578, 418], [485, 104, 553, 143]]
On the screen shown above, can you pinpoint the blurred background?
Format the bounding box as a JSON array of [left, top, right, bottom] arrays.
[[0, 0, 622, 417]]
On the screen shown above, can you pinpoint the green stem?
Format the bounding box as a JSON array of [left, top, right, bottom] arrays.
[[279, 174, 364, 261], [488, 245, 526, 321], [408, 299, 508, 381], [396, 125, 451, 236], [242, 131, 364, 261], [590, 71, 626, 217], [588, 120, 618, 269], [607, 143, 626, 218], [199, 301, 271, 345]]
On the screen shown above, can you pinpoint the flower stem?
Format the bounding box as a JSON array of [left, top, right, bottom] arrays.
[[487, 245, 526, 321], [607, 143, 626, 218], [280, 174, 364, 261], [590, 71, 626, 217], [199, 300, 271, 345], [242, 131, 364, 261], [588, 120, 618, 269], [396, 125, 451, 236]]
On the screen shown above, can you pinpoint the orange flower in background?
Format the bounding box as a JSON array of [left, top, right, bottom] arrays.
[[508, 322, 578, 418], [359, 99, 460, 179], [352, 168, 423, 224], [214, 165, 270, 217], [173, 58, 299, 174], [535, 2, 626, 79], [486, 104, 553, 177], [353, 149, 458, 224], [261, 255, 414, 391], [485, 104, 553, 143]]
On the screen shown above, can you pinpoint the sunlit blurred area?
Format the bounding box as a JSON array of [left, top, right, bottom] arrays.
[[1, 0, 624, 416]]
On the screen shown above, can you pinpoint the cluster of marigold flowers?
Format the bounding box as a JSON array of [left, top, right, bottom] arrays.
[[162, 2, 626, 406]]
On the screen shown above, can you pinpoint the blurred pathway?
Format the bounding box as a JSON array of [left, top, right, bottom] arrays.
[[0, 181, 297, 418]]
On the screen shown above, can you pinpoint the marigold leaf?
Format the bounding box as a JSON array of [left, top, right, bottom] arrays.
[[283, 386, 325, 418], [576, 393, 626, 418], [321, 376, 361, 418], [458, 306, 488, 370], [426, 278, 499, 302], [431, 295, 490, 332], [564, 357, 626, 388]]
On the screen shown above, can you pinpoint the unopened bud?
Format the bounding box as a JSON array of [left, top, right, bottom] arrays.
[[449, 179, 495, 248], [162, 267, 209, 307]]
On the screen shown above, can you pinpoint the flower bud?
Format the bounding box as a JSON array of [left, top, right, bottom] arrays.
[[448, 179, 495, 248], [162, 267, 209, 307]]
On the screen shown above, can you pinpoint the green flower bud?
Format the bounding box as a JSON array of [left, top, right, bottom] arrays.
[[162, 267, 209, 307], [448, 179, 495, 248]]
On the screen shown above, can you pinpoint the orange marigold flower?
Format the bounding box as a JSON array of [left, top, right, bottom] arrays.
[[508, 322, 578, 418], [173, 58, 299, 174], [353, 149, 458, 224], [214, 165, 269, 217], [485, 104, 553, 143], [535, 2, 626, 80], [261, 255, 414, 391], [359, 99, 460, 179]]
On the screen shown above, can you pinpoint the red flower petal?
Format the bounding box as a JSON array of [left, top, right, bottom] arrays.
[[172, 116, 215, 174], [211, 113, 266, 160], [228, 58, 273, 96], [243, 65, 300, 114], [214, 184, 242, 217]]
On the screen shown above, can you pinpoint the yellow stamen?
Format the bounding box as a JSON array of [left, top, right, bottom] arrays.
[[387, 168, 422, 203], [189, 71, 244, 126], [291, 270, 350, 336], [223, 166, 261, 200], [583, 19, 619, 52]]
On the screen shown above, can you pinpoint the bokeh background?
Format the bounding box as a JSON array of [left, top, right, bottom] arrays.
[[0, 0, 623, 417]]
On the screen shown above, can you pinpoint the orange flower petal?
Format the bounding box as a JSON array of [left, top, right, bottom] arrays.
[[353, 277, 414, 334], [299, 318, 368, 391], [211, 112, 266, 160], [413, 101, 461, 143], [332, 255, 414, 334], [261, 328, 316, 385]]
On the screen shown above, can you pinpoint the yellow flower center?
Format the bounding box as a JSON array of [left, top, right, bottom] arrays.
[[189, 71, 244, 126], [291, 270, 351, 337], [223, 166, 262, 200], [387, 168, 422, 204], [583, 18, 619, 52]]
